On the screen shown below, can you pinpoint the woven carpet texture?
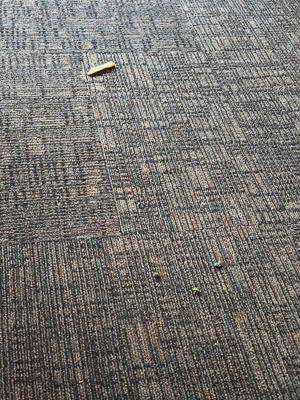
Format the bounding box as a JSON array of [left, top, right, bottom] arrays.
[[0, 0, 299, 399]]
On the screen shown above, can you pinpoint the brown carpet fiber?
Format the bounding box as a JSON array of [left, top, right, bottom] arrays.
[[0, 0, 299, 398]]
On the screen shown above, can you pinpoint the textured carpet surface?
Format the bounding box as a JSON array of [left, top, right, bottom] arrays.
[[1, 0, 300, 399]]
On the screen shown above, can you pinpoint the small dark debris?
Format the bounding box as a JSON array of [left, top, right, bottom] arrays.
[[213, 260, 222, 269], [192, 287, 201, 295]]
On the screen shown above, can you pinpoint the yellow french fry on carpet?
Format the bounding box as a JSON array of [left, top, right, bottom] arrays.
[[87, 61, 116, 76]]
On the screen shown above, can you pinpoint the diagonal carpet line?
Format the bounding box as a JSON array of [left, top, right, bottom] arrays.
[[81, 56, 123, 235]]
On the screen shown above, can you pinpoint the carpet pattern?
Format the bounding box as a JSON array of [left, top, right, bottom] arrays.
[[0, 0, 299, 399]]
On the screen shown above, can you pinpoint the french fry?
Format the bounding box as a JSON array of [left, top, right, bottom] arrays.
[[87, 61, 116, 76]]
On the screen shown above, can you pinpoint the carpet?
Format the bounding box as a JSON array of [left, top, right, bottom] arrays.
[[0, 0, 299, 398]]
